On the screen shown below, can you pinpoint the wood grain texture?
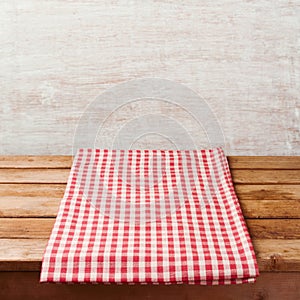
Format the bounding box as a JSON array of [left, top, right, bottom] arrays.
[[0, 156, 299, 169], [0, 157, 299, 218], [0, 218, 299, 239], [0, 183, 66, 197], [0, 196, 61, 218], [234, 184, 300, 200], [0, 182, 299, 200], [0, 169, 70, 183], [0, 156, 299, 275], [231, 170, 300, 184], [0, 156, 73, 169], [0, 1, 299, 156], [247, 219, 300, 239], [1, 196, 299, 218], [228, 156, 300, 169], [0, 272, 299, 300], [253, 239, 300, 272], [1, 168, 300, 184], [240, 199, 300, 219], [1, 239, 299, 272]]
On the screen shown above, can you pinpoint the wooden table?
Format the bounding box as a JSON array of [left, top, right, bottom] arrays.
[[0, 156, 299, 299]]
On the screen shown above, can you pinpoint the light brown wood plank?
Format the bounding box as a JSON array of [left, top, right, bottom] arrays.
[[231, 170, 300, 184], [1, 239, 299, 272], [246, 219, 300, 239], [0, 155, 73, 169], [0, 219, 54, 239], [0, 169, 70, 183], [234, 184, 300, 200], [0, 156, 73, 169], [0, 218, 299, 239], [1, 169, 300, 184], [240, 200, 300, 219], [0, 239, 46, 264], [0, 196, 299, 218], [0, 196, 61, 217], [253, 239, 300, 272], [1, 156, 300, 169], [0, 183, 300, 200], [228, 156, 300, 169], [0, 183, 66, 197], [0, 183, 300, 205]]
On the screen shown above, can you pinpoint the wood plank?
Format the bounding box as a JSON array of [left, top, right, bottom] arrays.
[[240, 200, 300, 219], [0, 183, 300, 201], [246, 219, 300, 239], [228, 156, 300, 169], [0, 239, 46, 265], [1, 272, 300, 300], [1, 168, 300, 184], [1, 239, 299, 272], [231, 169, 300, 184], [0, 156, 73, 169], [0, 272, 300, 300], [0, 184, 299, 218], [0, 219, 54, 239], [0, 218, 299, 239], [0, 183, 66, 197], [0, 169, 70, 183], [0, 156, 299, 170], [0, 196, 299, 218], [234, 184, 300, 200], [0, 196, 61, 217], [253, 239, 300, 272]]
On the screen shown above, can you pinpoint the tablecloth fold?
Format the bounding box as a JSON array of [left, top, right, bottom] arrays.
[[40, 148, 259, 284]]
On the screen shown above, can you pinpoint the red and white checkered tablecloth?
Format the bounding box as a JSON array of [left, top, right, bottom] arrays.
[[40, 148, 259, 284]]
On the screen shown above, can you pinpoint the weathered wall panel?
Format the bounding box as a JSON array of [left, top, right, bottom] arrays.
[[0, 1, 299, 155]]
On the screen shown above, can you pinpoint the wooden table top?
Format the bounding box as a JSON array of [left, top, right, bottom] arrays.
[[0, 156, 299, 272]]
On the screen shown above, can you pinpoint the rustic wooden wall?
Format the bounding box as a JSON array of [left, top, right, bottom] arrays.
[[1, 0, 299, 155]]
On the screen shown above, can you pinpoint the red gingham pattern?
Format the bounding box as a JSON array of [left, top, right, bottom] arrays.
[[40, 148, 259, 284]]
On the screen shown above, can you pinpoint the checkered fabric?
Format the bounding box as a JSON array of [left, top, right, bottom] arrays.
[[40, 148, 259, 284]]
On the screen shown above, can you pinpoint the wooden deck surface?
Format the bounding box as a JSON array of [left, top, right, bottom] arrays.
[[0, 155, 299, 273], [0, 156, 299, 299]]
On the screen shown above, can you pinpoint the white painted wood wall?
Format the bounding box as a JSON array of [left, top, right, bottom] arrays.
[[1, 0, 299, 155]]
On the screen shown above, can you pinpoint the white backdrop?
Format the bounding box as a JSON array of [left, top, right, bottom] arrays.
[[1, 0, 299, 155]]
